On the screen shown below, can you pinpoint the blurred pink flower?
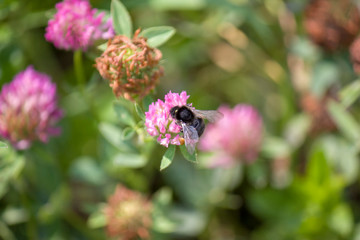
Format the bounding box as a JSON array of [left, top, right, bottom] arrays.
[[45, 0, 115, 51], [199, 104, 263, 167], [145, 91, 190, 147], [0, 66, 63, 150]]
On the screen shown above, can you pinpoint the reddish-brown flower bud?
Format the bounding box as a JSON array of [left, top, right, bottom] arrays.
[[304, 0, 360, 51], [95, 29, 163, 101], [301, 91, 337, 135], [350, 37, 360, 74], [104, 185, 152, 240]]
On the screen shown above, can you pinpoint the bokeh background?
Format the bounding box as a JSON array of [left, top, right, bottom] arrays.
[[2, 0, 360, 239]]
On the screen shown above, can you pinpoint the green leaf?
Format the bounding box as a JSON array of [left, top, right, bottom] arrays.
[[153, 187, 172, 205], [247, 160, 268, 188], [152, 188, 176, 233], [180, 145, 197, 163], [327, 101, 360, 142], [352, 223, 360, 240], [112, 153, 147, 168], [0, 141, 7, 148], [311, 62, 339, 97], [122, 127, 135, 140], [164, 207, 206, 236], [320, 136, 359, 184], [0, 154, 25, 200], [329, 204, 353, 237], [69, 157, 107, 185], [142, 95, 154, 112], [99, 123, 122, 146], [261, 136, 292, 158], [247, 188, 303, 222], [291, 37, 320, 62], [97, 42, 108, 52], [140, 26, 176, 48], [87, 205, 107, 229], [307, 147, 330, 185], [61, 91, 88, 116], [113, 102, 136, 126], [111, 0, 132, 37], [2, 207, 28, 225], [0, 220, 16, 240], [98, 122, 132, 152], [134, 102, 145, 120], [149, 0, 206, 10], [38, 185, 70, 223], [284, 114, 311, 148], [160, 145, 176, 171], [340, 79, 360, 108]]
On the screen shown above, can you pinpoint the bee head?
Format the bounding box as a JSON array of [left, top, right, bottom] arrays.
[[170, 106, 180, 119]]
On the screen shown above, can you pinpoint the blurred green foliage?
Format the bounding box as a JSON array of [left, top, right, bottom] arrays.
[[2, 0, 360, 239]]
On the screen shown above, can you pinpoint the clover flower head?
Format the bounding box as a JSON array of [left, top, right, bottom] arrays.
[[45, 0, 115, 51], [95, 29, 163, 101], [145, 91, 190, 147], [199, 104, 263, 167], [0, 66, 63, 150], [104, 185, 152, 240]]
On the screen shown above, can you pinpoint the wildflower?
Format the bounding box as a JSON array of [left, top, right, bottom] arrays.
[[199, 105, 263, 167], [0, 66, 63, 150], [45, 0, 115, 51], [104, 185, 152, 240], [145, 91, 190, 147], [95, 29, 163, 101], [304, 0, 360, 51]]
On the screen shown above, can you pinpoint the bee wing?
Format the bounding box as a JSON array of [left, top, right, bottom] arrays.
[[192, 109, 223, 123], [181, 123, 199, 154]]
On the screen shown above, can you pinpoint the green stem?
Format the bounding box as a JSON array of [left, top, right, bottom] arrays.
[[73, 50, 100, 122], [0, 220, 16, 240], [64, 211, 103, 240], [74, 50, 85, 92], [13, 172, 37, 240]]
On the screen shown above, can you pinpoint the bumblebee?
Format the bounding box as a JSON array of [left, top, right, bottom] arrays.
[[170, 105, 223, 154]]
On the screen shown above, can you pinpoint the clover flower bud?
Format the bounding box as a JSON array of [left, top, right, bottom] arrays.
[[95, 29, 163, 101], [304, 0, 360, 51], [350, 37, 360, 74], [104, 185, 152, 240], [301, 91, 337, 135]]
